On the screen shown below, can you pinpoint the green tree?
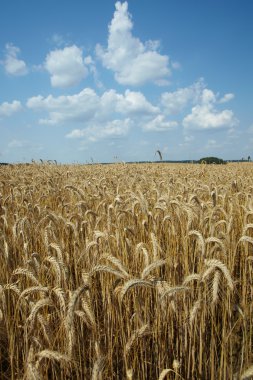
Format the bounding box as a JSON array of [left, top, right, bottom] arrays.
[[198, 157, 226, 165]]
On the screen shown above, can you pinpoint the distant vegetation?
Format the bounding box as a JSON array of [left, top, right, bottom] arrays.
[[198, 156, 226, 164]]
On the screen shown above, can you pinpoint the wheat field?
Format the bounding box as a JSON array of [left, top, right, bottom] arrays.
[[0, 162, 252, 379]]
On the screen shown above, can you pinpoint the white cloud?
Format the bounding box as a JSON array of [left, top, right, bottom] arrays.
[[114, 89, 159, 114], [143, 114, 178, 132], [44, 45, 88, 88], [161, 79, 205, 114], [2, 43, 28, 76], [96, 1, 171, 86], [183, 89, 238, 130], [66, 118, 132, 141], [27, 87, 161, 142], [219, 93, 235, 103], [27, 87, 158, 125], [84, 55, 104, 89], [0, 100, 22, 117], [27, 88, 99, 125]]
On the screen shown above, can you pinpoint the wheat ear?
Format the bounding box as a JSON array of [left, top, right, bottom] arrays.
[[239, 235, 253, 246], [135, 242, 150, 267], [189, 300, 201, 326], [125, 324, 150, 355], [27, 298, 54, 330], [242, 223, 253, 235], [117, 279, 155, 301], [189, 230, 205, 256], [101, 254, 130, 278], [212, 270, 221, 304], [240, 365, 253, 379], [183, 273, 201, 285], [36, 349, 70, 364], [204, 259, 233, 291], [141, 259, 166, 279], [160, 285, 189, 301], [205, 237, 226, 256], [91, 265, 128, 280], [65, 284, 89, 331], [91, 356, 106, 380], [158, 369, 173, 380], [81, 295, 96, 330], [19, 286, 48, 300], [12, 268, 40, 286]]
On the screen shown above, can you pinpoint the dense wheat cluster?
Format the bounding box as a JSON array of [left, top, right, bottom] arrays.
[[0, 162, 253, 379]]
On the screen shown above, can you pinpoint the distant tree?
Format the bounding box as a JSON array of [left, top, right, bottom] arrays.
[[198, 156, 226, 165], [248, 155, 251, 162]]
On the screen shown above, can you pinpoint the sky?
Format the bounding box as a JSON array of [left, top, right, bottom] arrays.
[[0, 0, 252, 163]]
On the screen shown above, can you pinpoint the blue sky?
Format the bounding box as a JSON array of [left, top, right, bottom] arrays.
[[0, 0, 252, 163]]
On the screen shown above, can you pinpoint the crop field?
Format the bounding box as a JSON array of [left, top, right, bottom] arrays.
[[0, 162, 253, 379]]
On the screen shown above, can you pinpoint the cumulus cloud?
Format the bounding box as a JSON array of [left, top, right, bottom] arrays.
[[27, 88, 99, 124], [66, 118, 132, 141], [96, 1, 171, 86], [219, 93, 235, 103], [27, 87, 161, 142], [101, 89, 159, 115], [118, 90, 159, 114], [26, 78, 238, 141], [143, 114, 178, 132], [27, 87, 158, 125], [183, 89, 238, 130], [161, 79, 205, 114], [83, 55, 104, 88], [44, 45, 88, 88], [0, 100, 22, 117], [2, 43, 28, 76]]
